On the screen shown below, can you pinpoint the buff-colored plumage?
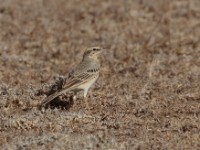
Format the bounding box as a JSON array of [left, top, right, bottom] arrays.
[[40, 47, 102, 107]]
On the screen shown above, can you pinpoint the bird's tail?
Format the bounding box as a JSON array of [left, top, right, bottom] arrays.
[[40, 87, 72, 107]]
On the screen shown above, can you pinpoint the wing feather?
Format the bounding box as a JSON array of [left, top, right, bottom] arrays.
[[40, 70, 98, 107]]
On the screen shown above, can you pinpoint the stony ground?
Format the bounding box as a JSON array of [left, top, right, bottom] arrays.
[[0, 0, 200, 149]]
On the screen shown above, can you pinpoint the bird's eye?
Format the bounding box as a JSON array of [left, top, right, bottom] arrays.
[[93, 48, 96, 51]]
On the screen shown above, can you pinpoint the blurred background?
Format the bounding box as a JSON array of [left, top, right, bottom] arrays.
[[0, 0, 200, 149]]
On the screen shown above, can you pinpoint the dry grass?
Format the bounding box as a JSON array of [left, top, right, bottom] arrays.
[[0, 0, 200, 149]]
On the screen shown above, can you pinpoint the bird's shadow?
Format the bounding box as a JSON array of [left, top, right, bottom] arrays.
[[40, 95, 74, 110]]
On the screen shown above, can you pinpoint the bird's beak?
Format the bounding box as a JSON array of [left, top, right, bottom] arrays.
[[98, 50, 102, 54], [96, 49, 103, 55]]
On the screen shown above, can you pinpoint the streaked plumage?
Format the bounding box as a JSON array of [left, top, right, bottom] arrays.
[[40, 47, 102, 107]]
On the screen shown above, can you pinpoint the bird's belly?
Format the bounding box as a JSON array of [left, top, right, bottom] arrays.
[[77, 77, 97, 90]]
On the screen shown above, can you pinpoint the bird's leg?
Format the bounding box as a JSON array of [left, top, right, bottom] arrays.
[[72, 91, 78, 101], [64, 89, 81, 102], [83, 88, 91, 112], [83, 88, 89, 98]]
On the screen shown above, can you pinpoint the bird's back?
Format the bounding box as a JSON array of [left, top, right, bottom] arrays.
[[69, 58, 100, 77]]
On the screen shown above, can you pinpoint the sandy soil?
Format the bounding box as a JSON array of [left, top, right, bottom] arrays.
[[0, 0, 200, 149]]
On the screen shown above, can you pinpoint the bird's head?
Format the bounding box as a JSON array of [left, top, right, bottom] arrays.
[[83, 47, 102, 60]]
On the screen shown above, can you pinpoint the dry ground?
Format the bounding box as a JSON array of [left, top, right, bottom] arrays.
[[0, 0, 200, 149]]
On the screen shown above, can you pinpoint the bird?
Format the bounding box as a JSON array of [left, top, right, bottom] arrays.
[[40, 47, 102, 107]]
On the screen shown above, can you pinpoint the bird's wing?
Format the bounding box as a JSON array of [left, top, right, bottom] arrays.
[[40, 69, 98, 107], [63, 69, 98, 89]]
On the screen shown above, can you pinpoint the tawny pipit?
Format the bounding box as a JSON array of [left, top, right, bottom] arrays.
[[41, 47, 102, 107]]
